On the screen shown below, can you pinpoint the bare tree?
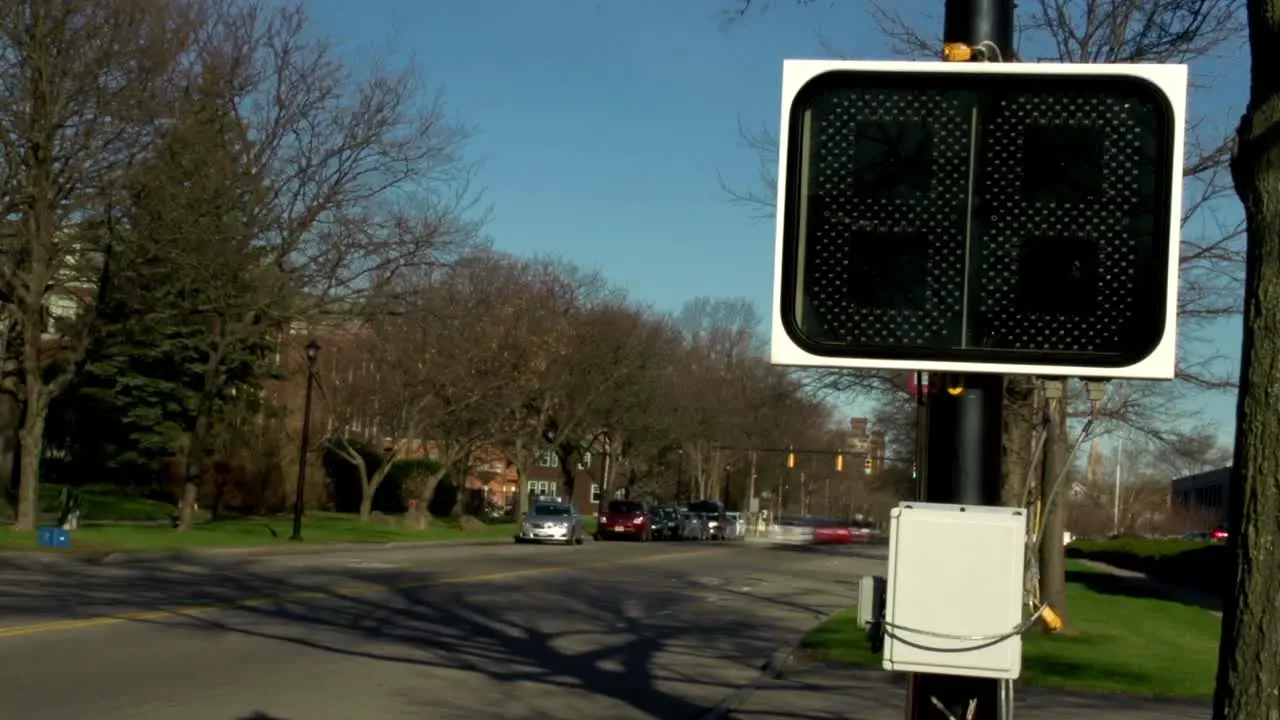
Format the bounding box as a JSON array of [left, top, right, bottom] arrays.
[[158, 1, 484, 526], [0, 0, 205, 530], [487, 259, 582, 521], [539, 300, 671, 503], [322, 314, 438, 522], [327, 253, 531, 521], [1214, 0, 1280, 716]]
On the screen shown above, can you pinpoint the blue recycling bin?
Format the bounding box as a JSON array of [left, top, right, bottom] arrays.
[[37, 526, 71, 549]]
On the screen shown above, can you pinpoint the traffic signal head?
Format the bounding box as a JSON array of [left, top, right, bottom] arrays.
[[835, 453, 845, 472], [863, 457, 873, 475], [769, 61, 1187, 380], [786, 451, 796, 469]]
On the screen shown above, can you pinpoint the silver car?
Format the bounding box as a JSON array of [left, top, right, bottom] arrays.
[[723, 512, 747, 541], [516, 502, 585, 545]]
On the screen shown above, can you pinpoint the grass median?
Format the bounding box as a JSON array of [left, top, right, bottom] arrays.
[[0, 511, 519, 553], [801, 561, 1220, 699]]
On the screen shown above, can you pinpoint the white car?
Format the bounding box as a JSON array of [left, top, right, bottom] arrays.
[[723, 512, 747, 541], [769, 518, 814, 545]]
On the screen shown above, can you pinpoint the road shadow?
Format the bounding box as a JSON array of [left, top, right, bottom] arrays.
[[760, 543, 886, 558], [0, 549, 827, 719], [1065, 569, 1222, 613]]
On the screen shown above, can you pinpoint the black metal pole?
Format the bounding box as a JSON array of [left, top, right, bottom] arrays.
[[290, 352, 318, 541], [914, 372, 929, 501], [907, 2, 1015, 717]]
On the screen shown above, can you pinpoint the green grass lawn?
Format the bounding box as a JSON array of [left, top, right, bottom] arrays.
[[801, 561, 1221, 699], [0, 511, 518, 552], [0, 483, 179, 523]]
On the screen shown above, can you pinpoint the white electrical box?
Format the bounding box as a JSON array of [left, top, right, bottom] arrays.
[[882, 502, 1028, 679]]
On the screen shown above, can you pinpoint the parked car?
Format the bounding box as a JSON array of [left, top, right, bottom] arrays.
[[673, 510, 708, 540], [688, 500, 727, 540], [597, 499, 653, 541], [650, 508, 676, 540], [723, 512, 747, 541], [1211, 526, 1229, 542], [516, 501, 586, 545]]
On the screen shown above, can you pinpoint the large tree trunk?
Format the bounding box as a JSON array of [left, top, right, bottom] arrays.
[[513, 437, 531, 524], [177, 407, 212, 531], [1038, 393, 1069, 628], [13, 403, 45, 532], [557, 442, 577, 502], [358, 489, 375, 522], [0, 391, 20, 516], [1214, 2, 1280, 716], [1003, 377, 1038, 506]]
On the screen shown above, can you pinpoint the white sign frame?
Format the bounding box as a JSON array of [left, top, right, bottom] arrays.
[[770, 60, 1188, 380]]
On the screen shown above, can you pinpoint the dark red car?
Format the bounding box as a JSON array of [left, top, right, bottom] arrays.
[[849, 523, 876, 543], [813, 524, 853, 544], [598, 500, 652, 541]]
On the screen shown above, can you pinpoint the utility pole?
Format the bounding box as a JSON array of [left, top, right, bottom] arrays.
[[1039, 382, 1070, 631], [907, 1, 1016, 716]]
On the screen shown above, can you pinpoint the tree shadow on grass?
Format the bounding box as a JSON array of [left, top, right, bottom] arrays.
[[1065, 569, 1221, 613]]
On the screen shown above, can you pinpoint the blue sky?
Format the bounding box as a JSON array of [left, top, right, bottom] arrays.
[[304, 0, 1247, 442]]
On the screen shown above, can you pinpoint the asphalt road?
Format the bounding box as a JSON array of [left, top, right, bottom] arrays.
[[0, 540, 886, 720]]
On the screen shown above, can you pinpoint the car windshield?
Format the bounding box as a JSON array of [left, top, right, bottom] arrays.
[[607, 500, 644, 514], [533, 503, 571, 516]]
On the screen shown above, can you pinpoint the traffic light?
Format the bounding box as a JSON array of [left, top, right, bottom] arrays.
[[786, 450, 796, 469], [769, 60, 1187, 380], [864, 457, 873, 475], [835, 453, 845, 472]]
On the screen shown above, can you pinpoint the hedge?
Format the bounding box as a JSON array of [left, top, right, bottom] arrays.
[[1066, 538, 1228, 597]]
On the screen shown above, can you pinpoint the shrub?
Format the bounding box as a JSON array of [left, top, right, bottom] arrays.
[[458, 515, 487, 532], [321, 439, 441, 515]]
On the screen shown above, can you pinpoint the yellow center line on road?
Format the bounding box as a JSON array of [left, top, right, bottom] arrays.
[[0, 547, 728, 640]]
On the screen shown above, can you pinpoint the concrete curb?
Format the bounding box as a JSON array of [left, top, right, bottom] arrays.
[[95, 537, 516, 565], [697, 608, 842, 720]]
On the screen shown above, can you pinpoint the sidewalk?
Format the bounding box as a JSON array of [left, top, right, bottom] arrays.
[[724, 663, 1210, 719]]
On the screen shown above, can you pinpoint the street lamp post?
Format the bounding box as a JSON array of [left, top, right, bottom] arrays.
[[290, 339, 321, 541], [675, 448, 685, 504]]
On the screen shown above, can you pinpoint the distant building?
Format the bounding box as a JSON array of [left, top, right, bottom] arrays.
[[1170, 467, 1230, 525], [846, 417, 886, 475]]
